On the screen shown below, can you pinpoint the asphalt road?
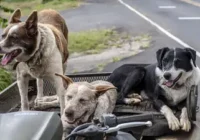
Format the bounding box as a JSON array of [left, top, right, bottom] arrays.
[[103, 0, 200, 72]]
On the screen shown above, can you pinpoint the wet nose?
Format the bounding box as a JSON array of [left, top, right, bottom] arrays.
[[65, 110, 74, 118], [164, 72, 171, 80]]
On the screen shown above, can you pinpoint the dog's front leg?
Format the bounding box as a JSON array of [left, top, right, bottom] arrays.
[[51, 75, 65, 114], [36, 78, 44, 99], [17, 75, 30, 111], [180, 107, 191, 132], [34, 78, 44, 108], [153, 86, 180, 131], [160, 105, 180, 131]]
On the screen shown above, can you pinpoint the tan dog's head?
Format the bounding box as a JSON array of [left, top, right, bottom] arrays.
[[55, 74, 116, 126], [0, 9, 38, 65]]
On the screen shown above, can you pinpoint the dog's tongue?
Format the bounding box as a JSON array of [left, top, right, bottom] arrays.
[[1, 54, 12, 66], [164, 81, 174, 87]]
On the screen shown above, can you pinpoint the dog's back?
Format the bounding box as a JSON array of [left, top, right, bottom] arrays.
[[38, 9, 68, 39], [38, 9, 68, 63]]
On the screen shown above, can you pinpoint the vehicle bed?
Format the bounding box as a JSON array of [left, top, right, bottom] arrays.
[[0, 64, 198, 140]]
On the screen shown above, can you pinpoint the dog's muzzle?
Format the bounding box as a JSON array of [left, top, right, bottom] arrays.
[[163, 72, 182, 88]]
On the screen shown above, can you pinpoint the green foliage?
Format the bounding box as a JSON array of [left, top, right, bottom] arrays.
[[0, 17, 8, 28], [0, 5, 14, 28], [42, 0, 53, 4], [1, 0, 79, 16], [0, 5, 14, 13], [2, 0, 32, 2], [0, 68, 12, 92]]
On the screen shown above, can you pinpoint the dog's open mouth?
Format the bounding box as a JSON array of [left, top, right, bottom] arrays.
[[1, 49, 21, 65], [65, 111, 88, 124], [163, 72, 182, 88]]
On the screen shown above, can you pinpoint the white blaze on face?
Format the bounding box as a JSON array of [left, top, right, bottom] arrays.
[[165, 66, 183, 81], [0, 25, 19, 52], [8, 25, 19, 36]]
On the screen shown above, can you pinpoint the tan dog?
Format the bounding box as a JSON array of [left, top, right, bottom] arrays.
[[0, 9, 68, 114], [35, 74, 118, 139]]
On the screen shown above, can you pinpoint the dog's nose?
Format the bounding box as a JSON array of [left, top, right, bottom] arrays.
[[65, 110, 74, 118], [164, 72, 171, 80]]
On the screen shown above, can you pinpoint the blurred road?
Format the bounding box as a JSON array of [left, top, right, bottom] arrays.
[[103, 0, 200, 71]]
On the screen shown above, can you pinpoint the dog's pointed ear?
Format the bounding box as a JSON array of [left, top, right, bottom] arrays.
[[25, 10, 38, 36], [94, 85, 116, 97], [9, 8, 21, 24], [185, 48, 196, 67], [156, 47, 170, 69], [55, 73, 73, 89]]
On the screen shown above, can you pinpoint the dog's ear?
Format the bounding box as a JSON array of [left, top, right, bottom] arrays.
[[156, 47, 170, 69], [25, 10, 38, 36], [185, 48, 196, 67], [9, 8, 21, 24], [55, 73, 73, 89], [94, 85, 116, 97]]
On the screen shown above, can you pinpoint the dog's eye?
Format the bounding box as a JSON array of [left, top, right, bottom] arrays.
[[79, 98, 86, 103], [1, 34, 6, 39], [174, 59, 181, 66], [10, 34, 18, 39], [162, 59, 168, 65], [67, 95, 72, 100]]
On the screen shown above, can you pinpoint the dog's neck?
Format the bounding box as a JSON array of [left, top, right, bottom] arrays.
[[25, 24, 55, 67], [26, 37, 45, 67]]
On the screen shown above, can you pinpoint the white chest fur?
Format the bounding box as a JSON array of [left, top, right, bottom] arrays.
[[161, 85, 188, 106]]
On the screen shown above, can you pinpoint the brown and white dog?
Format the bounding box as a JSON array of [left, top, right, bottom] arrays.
[[0, 9, 68, 114], [33, 74, 118, 139]]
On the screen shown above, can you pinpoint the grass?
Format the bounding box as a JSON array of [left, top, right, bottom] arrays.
[[134, 34, 151, 49], [112, 57, 121, 62], [69, 29, 120, 54], [0, 68, 12, 92], [1, 0, 80, 17]]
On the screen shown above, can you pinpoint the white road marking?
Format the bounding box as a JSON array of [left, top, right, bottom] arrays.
[[178, 17, 200, 20], [159, 6, 176, 9], [118, 0, 200, 57]]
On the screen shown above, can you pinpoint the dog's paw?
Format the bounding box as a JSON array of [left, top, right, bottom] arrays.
[[180, 117, 191, 132], [34, 98, 45, 109], [167, 115, 180, 131], [124, 98, 142, 105], [37, 95, 58, 102], [127, 93, 143, 101]]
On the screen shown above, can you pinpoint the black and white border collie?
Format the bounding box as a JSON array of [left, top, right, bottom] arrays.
[[108, 47, 200, 132]]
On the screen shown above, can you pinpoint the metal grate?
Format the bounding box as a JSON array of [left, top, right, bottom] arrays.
[[0, 64, 153, 113], [0, 73, 113, 113]]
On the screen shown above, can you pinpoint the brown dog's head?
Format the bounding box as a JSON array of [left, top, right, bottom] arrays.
[[0, 9, 38, 65], [55, 74, 116, 126]]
